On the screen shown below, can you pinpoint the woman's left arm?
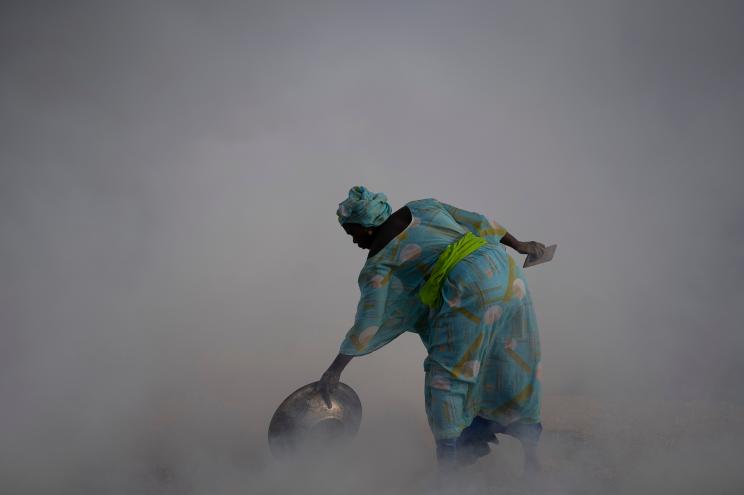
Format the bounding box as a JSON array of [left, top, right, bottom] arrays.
[[315, 353, 354, 408], [315, 263, 404, 407]]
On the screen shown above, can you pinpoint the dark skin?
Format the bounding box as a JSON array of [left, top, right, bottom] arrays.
[[316, 205, 546, 407]]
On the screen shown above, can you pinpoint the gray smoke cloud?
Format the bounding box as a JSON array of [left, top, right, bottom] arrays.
[[2, 1, 743, 493]]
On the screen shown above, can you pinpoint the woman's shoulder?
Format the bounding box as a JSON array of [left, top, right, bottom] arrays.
[[405, 197, 439, 207], [404, 198, 442, 214]]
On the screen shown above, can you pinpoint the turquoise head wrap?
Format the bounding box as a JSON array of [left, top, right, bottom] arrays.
[[336, 186, 392, 227]]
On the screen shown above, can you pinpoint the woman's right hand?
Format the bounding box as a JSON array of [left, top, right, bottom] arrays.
[[315, 369, 341, 408]]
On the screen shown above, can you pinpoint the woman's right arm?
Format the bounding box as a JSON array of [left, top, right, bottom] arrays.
[[501, 231, 546, 259], [316, 353, 354, 407]]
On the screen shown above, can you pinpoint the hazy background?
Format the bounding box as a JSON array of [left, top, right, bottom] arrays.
[[2, 1, 743, 493]]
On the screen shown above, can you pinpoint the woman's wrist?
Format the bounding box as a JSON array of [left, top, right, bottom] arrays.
[[507, 238, 525, 253], [326, 353, 353, 376], [322, 368, 341, 378], [500, 232, 524, 253]]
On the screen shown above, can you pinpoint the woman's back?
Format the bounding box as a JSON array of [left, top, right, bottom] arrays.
[[365, 198, 509, 275], [342, 198, 516, 354]]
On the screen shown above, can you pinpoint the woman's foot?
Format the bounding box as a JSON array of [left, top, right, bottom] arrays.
[[456, 417, 499, 466], [456, 439, 491, 466]]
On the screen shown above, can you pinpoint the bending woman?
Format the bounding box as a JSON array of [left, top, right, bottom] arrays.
[[316, 186, 547, 470]]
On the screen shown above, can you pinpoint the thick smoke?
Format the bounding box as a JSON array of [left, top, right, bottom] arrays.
[[1, 1, 743, 493]]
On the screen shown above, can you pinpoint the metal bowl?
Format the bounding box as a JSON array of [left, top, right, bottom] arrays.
[[268, 381, 362, 459]]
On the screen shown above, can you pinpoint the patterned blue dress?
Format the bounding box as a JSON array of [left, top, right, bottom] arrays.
[[340, 198, 542, 440]]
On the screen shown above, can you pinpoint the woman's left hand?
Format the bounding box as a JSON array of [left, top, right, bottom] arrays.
[[314, 353, 354, 408], [315, 369, 341, 408]]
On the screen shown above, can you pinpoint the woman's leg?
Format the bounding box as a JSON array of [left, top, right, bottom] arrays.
[[435, 437, 459, 464], [424, 363, 475, 468]]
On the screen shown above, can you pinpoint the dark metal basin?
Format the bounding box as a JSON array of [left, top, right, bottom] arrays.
[[268, 381, 362, 458]]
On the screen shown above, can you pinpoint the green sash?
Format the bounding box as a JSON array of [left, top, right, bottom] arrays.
[[419, 231, 487, 308]]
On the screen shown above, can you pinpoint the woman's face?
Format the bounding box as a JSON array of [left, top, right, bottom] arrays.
[[342, 223, 376, 250]]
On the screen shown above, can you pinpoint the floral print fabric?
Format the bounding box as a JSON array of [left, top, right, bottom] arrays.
[[339, 198, 541, 440]]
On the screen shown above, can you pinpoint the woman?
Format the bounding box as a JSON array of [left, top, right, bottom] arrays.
[[316, 186, 547, 471]]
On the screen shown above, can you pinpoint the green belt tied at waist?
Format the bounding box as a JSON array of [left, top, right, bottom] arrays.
[[419, 231, 487, 308]]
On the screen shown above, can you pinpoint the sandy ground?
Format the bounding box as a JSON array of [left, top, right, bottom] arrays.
[[123, 394, 744, 495]]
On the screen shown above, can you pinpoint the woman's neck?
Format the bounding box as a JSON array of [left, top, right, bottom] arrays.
[[367, 206, 412, 259]]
